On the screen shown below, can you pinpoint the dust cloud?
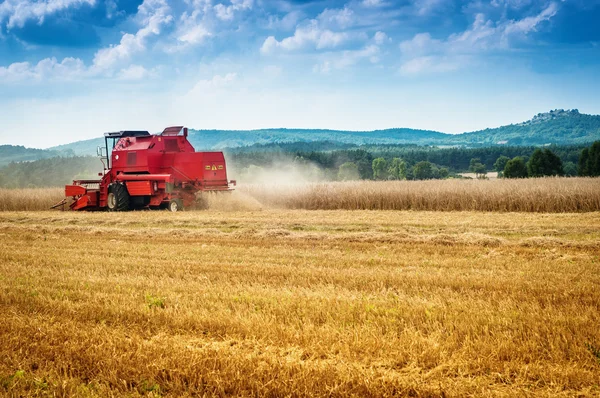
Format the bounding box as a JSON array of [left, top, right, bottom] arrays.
[[232, 161, 326, 185], [197, 161, 326, 211]]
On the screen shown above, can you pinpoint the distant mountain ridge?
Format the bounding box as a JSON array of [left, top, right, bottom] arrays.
[[0, 145, 73, 167], [3, 109, 599, 161], [454, 109, 600, 146]]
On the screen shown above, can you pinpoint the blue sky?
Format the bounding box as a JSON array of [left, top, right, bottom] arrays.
[[0, 0, 599, 148]]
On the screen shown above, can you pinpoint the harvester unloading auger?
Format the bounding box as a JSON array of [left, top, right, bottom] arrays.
[[63, 126, 235, 212]]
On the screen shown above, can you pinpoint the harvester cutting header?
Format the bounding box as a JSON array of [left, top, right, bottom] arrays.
[[63, 126, 235, 212]]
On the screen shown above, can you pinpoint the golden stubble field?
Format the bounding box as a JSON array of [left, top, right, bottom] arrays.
[[1, 209, 599, 396]]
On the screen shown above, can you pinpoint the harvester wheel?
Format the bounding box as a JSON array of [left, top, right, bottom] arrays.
[[107, 183, 130, 211], [168, 199, 183, 212]]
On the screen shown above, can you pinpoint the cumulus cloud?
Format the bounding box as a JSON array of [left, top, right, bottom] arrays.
[[92, 0, 173, 70], [186, 72, 237, 97], [413, 0, 451, 16], [261, 20, 353, 54], [118, 64, 152, 80], [362, 0, 385, 7], [399, 2, 559, 75], [170, 9, 211, 50], [0, 0, 95, 29], [317, 6, 354, 29], [399, 32, 442, 56], [213, 0, 252, 21], [266, 11, 302, 31], [261, 1, 393, 57], [313, 44, 380, 73], [374, 31, 390, 45], [0, 57, 87, 81], [1, 0, 176, 82]]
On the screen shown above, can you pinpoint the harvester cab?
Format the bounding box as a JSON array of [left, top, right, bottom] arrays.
[[64, 126, 236, 212]]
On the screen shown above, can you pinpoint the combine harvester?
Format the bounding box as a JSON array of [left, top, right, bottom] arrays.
[[62, 126, 235, 212]]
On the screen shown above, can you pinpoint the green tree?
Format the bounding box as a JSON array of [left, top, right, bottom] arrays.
[[504, 157, 528, 178], [563, 162, 577, 177], [527, 148, 564, 177], [413, 161, 433, 180], [387, 158, 407, 180], [438, 167, 450, 179], [372, 157, 388, 180], [494, 155, 510, 178], [591, 141, 600, 176], [469, 157, 487, 179], [338, 162, 360, 181], [579, 148, 590, 176], [346, 149, 373, 179]]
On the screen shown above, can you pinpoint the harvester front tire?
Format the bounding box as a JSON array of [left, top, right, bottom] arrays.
[[107, 183, 130, 212], [168, 199, 183, 212]]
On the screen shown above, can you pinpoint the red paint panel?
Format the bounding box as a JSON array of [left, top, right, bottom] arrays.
[[65, 185, 87, 197], [126, 181, 152, 196], [71, 195, 89, 210]]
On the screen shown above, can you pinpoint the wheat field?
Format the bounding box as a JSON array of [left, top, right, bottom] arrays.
[[1, 210, 599, 396], [1, 178, 599, 212], [239, 178, 600, 212]]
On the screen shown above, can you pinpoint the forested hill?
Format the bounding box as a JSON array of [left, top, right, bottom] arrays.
[[0, 145, 72, 167], [188, 128, 448, 150], [4, 109, 600, 158], [47, 127, 448, 155], [450, 109, 600, 146]]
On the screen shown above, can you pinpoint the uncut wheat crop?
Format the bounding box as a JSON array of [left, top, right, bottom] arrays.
[[241, 177, 600, 212], [0, 188, 64, 211], [1, 177, 600, 212]]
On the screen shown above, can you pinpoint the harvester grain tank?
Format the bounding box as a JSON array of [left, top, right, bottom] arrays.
[[64, 126, 235, 211]]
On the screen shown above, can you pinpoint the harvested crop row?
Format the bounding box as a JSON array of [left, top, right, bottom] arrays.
[[1, 210, 599, 396]]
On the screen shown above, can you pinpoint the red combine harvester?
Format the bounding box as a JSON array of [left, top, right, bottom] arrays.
[[64, 126, 235, 212]]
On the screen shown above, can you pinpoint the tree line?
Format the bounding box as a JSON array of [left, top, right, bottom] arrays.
[[0, 142, 598, 188]]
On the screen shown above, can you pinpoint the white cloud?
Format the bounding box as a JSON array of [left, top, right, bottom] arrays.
[[490, 0, 534, 9], [0, 0, 95, 29], [1, 0, 177, 82], [374, 31, 390, 45], [92, 0, 173, 70], [266, 11, 302, 31], [261, 20, 352, 54], [362, 0, 385, 7], [213, 0, 252, 21], [186, 0, 213, 13], [502, 2, 557, 36], [399, 55, 464, 76], [0, 57, 87, 81], [177, 10, 211, 44], [399, 3, 559, 75], [105, 0, 124, 19], [314, 44, 380, 73], [399, 32, 443, 56], [179, 23, 211, 44], [118, 65, 152, 80], [187, 72, 237, 97], [413, 0, 451, 16], [317, 7, 354, 29]]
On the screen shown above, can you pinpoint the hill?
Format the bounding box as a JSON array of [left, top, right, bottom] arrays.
[[0, 145, 73, 167], [1, 109, 598, 160], [46, 127, 448, 156], [449, 109, 600, 146], [42, 109, 600, 155]]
